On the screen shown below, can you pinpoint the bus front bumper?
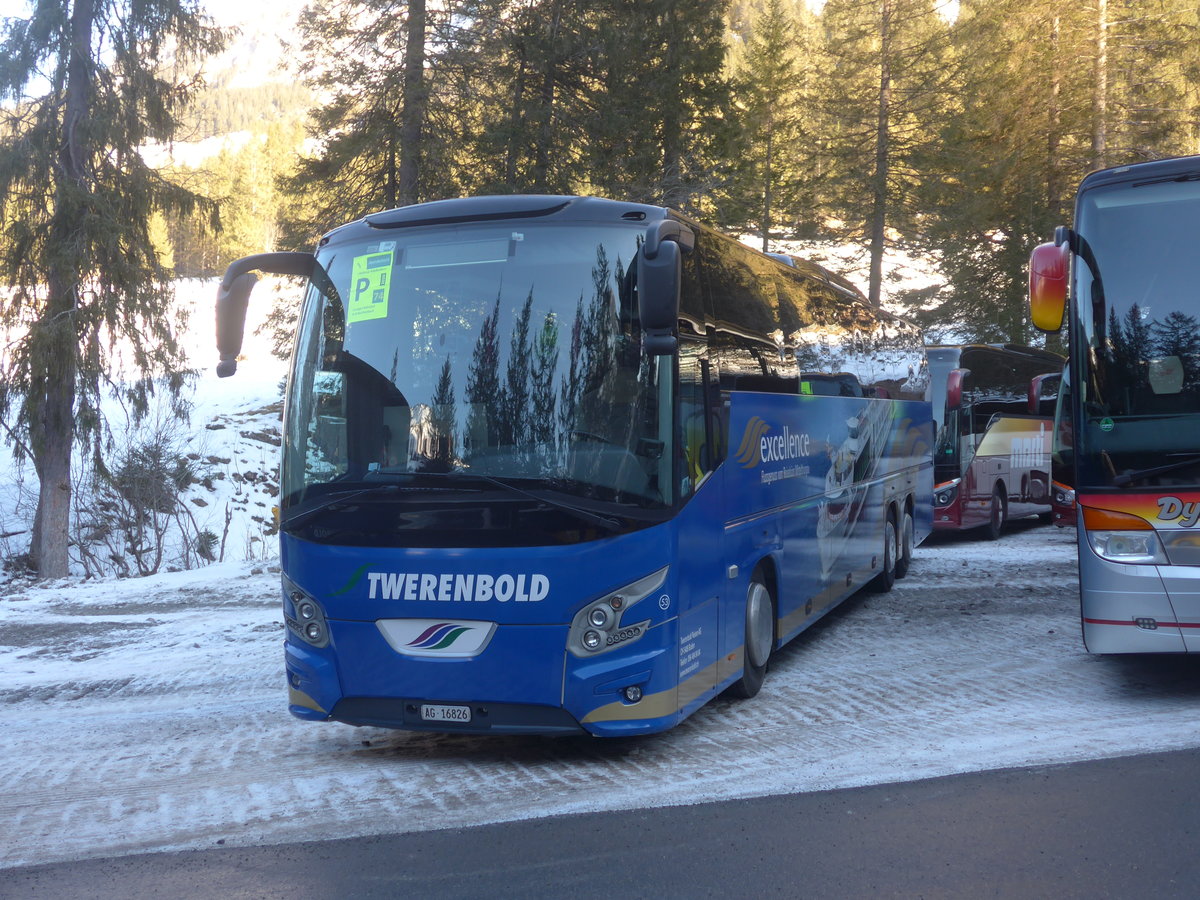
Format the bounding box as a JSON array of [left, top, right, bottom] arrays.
[[283, 618, 687, 737]]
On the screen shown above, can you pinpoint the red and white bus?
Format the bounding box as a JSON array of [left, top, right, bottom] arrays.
[[927, 344, 1065, 539]]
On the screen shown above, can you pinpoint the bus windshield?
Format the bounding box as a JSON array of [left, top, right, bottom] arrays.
[[1074, 177, 1200, 490], [281, 221, 676, 529], [924, 347, 966, 484]]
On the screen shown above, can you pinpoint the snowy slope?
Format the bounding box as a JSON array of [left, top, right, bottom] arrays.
[[0, 278, 292, 584]]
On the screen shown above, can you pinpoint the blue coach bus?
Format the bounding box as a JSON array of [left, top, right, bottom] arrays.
[[216, 195, 933, 736]]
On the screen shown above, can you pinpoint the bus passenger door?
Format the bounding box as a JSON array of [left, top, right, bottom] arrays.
[[674, 349, 725, 709]]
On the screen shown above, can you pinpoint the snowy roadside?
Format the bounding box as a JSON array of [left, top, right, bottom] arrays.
[[0, 278, 291, 583], [5, 521, 1200, 870]]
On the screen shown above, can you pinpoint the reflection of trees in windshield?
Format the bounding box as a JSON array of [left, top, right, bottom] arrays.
[[426, 357, 456, 467], [419, 242, 640, 476], [1154, 311, 1200, 388], [499, 290, 534, 449], [464, 295, 502, 452], [1098, 303, 1200, 412], [532, 312, 559, 447], [571, 245, 624, 441]]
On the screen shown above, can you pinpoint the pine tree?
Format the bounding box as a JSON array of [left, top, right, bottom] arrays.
[[583, 0, 736, 213], [726, 0, 814, 246], [917, 0, 1195, 344], [817, 0, 954, 305], [280, 0, 437, 246], [1090, 0, 1194, 165], [449, 0, 595, 195], [0, 1, 225, 578]]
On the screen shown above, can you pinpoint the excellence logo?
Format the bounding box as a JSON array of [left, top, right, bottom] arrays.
[[735, 415, 813, 483], [735, 416, 772, 468]]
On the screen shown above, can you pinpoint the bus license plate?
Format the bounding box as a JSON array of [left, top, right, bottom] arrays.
[[420, 704, 472, 723]]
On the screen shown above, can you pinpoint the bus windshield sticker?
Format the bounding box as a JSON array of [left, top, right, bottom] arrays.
[[1148, 356, 1184, 395], [347, 250, 394, 324], [404, 237, 511, 269]]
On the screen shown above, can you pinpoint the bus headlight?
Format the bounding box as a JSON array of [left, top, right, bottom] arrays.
[[282, 577, 331, 648], [1086, 530, 1167, 565], [1082, 506, 1166, 565], [568, 566, 668, 657], [934, 480, 960, 507]]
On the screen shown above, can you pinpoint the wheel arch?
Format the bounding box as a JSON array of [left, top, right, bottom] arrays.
[[994, 478, 1009, 503]]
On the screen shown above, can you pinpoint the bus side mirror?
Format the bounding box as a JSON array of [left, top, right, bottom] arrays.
[[1028, 373, 1060, 415], [1029, 241, 1068, 332], [639, 230, 685, 356], [215, 251, 316, 377], [946, 368, 968, 411], [216, 273, 257, 377]]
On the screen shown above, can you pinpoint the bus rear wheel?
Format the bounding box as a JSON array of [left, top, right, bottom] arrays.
[[895, 507, 914, 579], [868, 510, 898, 593], [726, 571, 774, 700]]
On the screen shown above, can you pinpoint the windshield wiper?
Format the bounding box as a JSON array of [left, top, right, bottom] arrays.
[[281, 484, 399, 531], [1112, 454, 1200, 487]]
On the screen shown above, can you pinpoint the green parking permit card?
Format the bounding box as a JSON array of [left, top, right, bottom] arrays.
[[347, 250, 394, 323]]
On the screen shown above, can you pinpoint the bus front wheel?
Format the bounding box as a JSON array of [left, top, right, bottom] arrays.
[[984, 485, 1006, 541], [726, 571, 774, 700]]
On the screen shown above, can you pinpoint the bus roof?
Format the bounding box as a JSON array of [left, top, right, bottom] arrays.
[[1079, 154, 1200, 193], [926, 343, 1065, 366], [320, 195, 676, 244]]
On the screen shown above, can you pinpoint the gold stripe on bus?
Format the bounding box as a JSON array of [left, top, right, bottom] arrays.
[[288, 684, 326, 714], [581, 656, 727, 724], [777, 567, 875, 637]]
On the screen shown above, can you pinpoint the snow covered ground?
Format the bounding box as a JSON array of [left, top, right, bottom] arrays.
[[5, 518, 1200, 871]]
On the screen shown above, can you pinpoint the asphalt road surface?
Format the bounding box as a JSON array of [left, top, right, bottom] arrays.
[[5, 747, 1199, 899]]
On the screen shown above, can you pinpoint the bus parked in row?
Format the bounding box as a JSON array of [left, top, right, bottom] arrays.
[[1031, 154, 1200, 653], [216, 194, 933, 735], [926, 343, 1064, 539]]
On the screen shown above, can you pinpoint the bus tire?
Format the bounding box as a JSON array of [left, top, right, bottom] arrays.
[[984, 485, 1006, 541], [894, 506, 914, 579], [726, 570, 774, 700], [868, 509, 898, 593]]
